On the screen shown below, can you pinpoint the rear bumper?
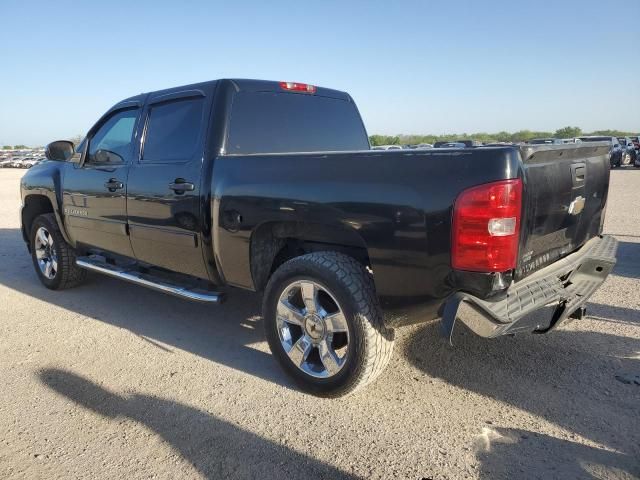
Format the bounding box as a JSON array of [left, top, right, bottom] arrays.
[[442, 235, 618, 339]]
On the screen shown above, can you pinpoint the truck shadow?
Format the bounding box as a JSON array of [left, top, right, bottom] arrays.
[[405, 322, 640, 461], [587, 302, 640, 326], [38, 368, 357, 479], [0, 228, 290, 390], [473, 427, 639, 479], [611, 240, 640, 280]]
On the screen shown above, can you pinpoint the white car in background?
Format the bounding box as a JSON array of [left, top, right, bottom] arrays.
[[22, 158, 40, 168], [372, 145, 403, 150], [435, 142, 467, 149]]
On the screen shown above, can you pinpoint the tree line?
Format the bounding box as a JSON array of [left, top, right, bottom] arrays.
[[369, 127, 637, 146], [2, 145, 31, 150]]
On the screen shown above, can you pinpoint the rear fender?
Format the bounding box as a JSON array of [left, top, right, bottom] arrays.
[[249, 221, 370, 292]]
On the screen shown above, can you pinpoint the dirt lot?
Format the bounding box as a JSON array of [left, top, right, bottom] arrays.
[[0, 167, 638, 480]]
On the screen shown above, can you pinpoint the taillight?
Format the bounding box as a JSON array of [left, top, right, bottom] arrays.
[[452, 179, 522, 272], [279, 81, 316, 94]]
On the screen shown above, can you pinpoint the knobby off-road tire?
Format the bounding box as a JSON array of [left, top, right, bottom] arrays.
[[30, 213, 87, 290], [263, 252, 394, 397]]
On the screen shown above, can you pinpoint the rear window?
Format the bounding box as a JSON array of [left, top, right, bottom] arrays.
[[226, 92, 369, 154]]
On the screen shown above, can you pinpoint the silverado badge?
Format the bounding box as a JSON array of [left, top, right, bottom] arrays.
[[64, 207, 88, 217]]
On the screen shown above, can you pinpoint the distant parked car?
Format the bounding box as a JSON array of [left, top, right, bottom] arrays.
[[22, 159, 40, 168], [0, 159, 13, 168], [433, 140, 479, 148], [435, 142, 466, 148], [527, 138, 563, 145], [617, 137, 638, 165], [578, 136, 623, 168], [372, 145, 402, 150], [415, 143, 434, 149]]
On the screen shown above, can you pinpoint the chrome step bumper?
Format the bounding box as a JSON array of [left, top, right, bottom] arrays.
[[441, 235, 618, 340], [76, 257, 224, 304]]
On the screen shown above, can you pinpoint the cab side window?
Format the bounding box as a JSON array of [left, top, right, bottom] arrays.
[[142, 98, 204, 163], [86, 109, 138, 165]]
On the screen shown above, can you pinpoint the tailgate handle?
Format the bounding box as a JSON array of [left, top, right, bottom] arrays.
[[571, 164, 586, 185]]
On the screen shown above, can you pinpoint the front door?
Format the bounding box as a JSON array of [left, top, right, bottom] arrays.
[[62, 107, 140, 258], [126, 89, 210, 279]]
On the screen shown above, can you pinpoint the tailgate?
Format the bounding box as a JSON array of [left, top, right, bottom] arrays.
[[515, 143, 611, 280]]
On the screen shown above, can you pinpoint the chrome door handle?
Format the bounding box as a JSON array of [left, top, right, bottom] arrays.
[[169, 180, 195, 193], [104, 179, 124, 191]]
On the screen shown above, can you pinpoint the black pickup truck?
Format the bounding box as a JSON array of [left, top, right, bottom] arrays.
[[21, 79, 618, 396]]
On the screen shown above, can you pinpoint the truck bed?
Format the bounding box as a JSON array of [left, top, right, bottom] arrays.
[[211, 142, 610, 323]]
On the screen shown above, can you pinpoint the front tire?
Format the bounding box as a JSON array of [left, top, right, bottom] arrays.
[[263, 252, 394, 397], [30, 213, 86, 290], [622, 152, 631, 166]]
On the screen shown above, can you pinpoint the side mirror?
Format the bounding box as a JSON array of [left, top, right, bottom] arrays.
[[45, 140, 75, 161]]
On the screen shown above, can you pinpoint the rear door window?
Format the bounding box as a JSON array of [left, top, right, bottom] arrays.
[[142, 98, 204, 163]]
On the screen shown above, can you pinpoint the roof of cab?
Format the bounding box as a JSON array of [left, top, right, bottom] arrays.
[[117, 78, 352, 106], [227, 79, 351, 101]]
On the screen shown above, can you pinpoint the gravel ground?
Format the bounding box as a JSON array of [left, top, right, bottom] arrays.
[[0, 168, 638, 480]]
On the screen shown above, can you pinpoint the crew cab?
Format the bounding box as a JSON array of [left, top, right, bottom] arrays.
[[21, 79, 617, 396]]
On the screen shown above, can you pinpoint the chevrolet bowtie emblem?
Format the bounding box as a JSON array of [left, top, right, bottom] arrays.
[[568, 196, 585, 215]]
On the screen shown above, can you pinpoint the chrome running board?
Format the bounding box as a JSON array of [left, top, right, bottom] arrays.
[[76, 257, 224, 304]]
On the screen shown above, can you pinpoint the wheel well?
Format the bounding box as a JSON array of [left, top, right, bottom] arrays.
[[22, 195, 54, 245], [250, 222, 370, 292]]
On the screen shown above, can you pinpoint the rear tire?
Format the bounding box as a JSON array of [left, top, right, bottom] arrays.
[[611, 154, 621, 168], [30, 213, 86, 290], [263, 252, 394, 397]]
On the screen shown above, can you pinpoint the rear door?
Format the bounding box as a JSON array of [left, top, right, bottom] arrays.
[[62, 105, 140, 257], [125, 88, 212, 279], [516, 143, 610, 279]]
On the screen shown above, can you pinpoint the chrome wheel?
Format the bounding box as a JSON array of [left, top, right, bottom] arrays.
[[622, 152, 631, 165], [34, 226, 58, 280], [276, 280, 350, 378]]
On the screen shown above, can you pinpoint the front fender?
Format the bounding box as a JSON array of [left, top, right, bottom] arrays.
[[20, 161, 72, 246]]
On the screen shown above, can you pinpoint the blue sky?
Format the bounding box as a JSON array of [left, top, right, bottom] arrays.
[[1, 0, 638, 146]]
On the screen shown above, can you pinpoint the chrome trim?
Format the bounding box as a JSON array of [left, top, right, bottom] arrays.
[[276, 279, 349, 379], [35, 226, 58, 279], [75, 258, 223, 303]]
